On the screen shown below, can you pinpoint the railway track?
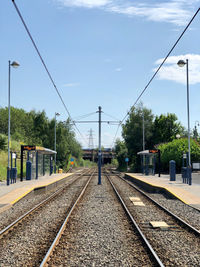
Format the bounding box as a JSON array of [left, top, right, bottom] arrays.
[[40, 170, 163, 266], [0, 168, 94, 266], [0, 168, 199, 266], [0, 168, 89, 232], [112, 169, 200, 231], [107, 170, 200, 266]]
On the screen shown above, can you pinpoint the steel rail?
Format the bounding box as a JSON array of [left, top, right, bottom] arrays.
[[0, 168, 92, 238], [105, 173, 165, 267], [40, 169, 96, 267], [113, 170, 200, 236]]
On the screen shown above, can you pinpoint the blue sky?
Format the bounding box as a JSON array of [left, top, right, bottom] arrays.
[[1, 0, 200, 148]]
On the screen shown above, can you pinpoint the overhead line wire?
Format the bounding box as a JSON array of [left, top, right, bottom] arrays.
[[121, 7, 200, 124], [111, 7, 200, 149], [11, 0, 88, 146]]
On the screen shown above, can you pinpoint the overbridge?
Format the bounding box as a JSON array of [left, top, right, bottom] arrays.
[[82, 149, 115, 164]]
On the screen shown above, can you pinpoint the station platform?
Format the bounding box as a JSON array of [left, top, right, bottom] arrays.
[[0, 171, 80, 213], [126, 173, 200, 210]]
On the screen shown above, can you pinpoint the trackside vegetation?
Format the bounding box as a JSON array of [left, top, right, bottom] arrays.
[[115, 103, 200, 173], [0, 107, 84, 180]]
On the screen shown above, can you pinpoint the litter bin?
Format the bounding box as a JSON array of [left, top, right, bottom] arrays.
[[169, 160, 176, 181], [26, 161, 32, 180], [58, 168, 63, 174]]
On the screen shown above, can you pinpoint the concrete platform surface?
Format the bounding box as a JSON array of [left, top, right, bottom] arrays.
[[0, 171, 80, 213], [126, 173, 200, 209]]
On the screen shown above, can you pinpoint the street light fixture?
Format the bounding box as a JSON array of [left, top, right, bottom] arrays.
[[54, 112, 60, 173], [7, 60, 20, 186], [177, 59, 192, 185]]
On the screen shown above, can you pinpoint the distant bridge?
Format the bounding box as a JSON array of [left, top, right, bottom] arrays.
[[82, 149, 115, 164]]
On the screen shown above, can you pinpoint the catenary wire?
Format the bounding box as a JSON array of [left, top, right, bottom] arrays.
[[103, 112, 121, 122], [111, 7, 200, 150], [11, 0, 88, 146], [73, 112, 97, 120]]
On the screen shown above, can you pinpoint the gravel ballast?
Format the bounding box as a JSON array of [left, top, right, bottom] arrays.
[[0, 171, 84, 232], [47, 174, 155, 267], [110, 174, 200, 266], [0, 174, 90, 266]]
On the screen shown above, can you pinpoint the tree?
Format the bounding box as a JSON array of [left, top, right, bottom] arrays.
[[193, 126, 199, 140], [114, 139, 128, 170], [122, 103, 154, 170], [0, 107, 83, 170], [152, 113, 184, 145]]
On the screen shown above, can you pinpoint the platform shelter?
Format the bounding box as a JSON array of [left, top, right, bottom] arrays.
[[20, 145, 56, 181], [137, 149, 160, 176]]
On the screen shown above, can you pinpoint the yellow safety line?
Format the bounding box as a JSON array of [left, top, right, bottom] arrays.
[[10, 174, 73, 205], [127, 174, 188, 204], [11, 188, 34, 205]]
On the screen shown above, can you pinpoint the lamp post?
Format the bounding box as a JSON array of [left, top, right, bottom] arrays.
[[142, 107, 145, 174], [177, 59, 192, 185], [7, 61, 20, 186], [54, 112, 60, 173]]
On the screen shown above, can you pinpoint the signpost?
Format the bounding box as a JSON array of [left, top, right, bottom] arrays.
[[125, 157, 129, 171], [70, 157, 74, 167]]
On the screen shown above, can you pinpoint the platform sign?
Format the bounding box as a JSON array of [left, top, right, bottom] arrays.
[[149, 149, 159, 153], [125, 157, 129, 162], [22, 145, 36, 151]]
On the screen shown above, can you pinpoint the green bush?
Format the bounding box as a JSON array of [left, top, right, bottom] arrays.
[[0, 135, 6, 150], [158, 138, 200, 172]]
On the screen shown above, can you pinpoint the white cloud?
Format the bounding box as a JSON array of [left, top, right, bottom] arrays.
[[58, 0, 110, 8], [56, 0, 199, 26], [63, 82, 80, 87], [115, 67, 122, 72], [108, 1, 191, 26], [154, 54, 200, 85]]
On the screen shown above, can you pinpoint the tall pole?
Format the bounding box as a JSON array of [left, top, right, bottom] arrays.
[[98, 106, 102, 185], [177, 59, 192, 185], [54, 113, 56, 173], [186, 59, 192, 185], [7, 61, 11, 186], [142, 109, 145, 151], [54, 112, 60, 173], [142, 108, 145, 174]]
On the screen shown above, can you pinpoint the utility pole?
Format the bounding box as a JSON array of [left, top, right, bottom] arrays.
[[54, 112, 60, 173], [142, 107, 145, 174], [98, 106, 102, 185], [142, 109, 145, 151], [72, 106, 120, 185]]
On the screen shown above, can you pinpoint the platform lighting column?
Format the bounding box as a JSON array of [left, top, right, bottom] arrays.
[[7, 60, 20, 186], [142, 107, 145, 174], [98, 106, 102, 185], [54, 112, 60, 173], [177, 59, 192, 185]]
